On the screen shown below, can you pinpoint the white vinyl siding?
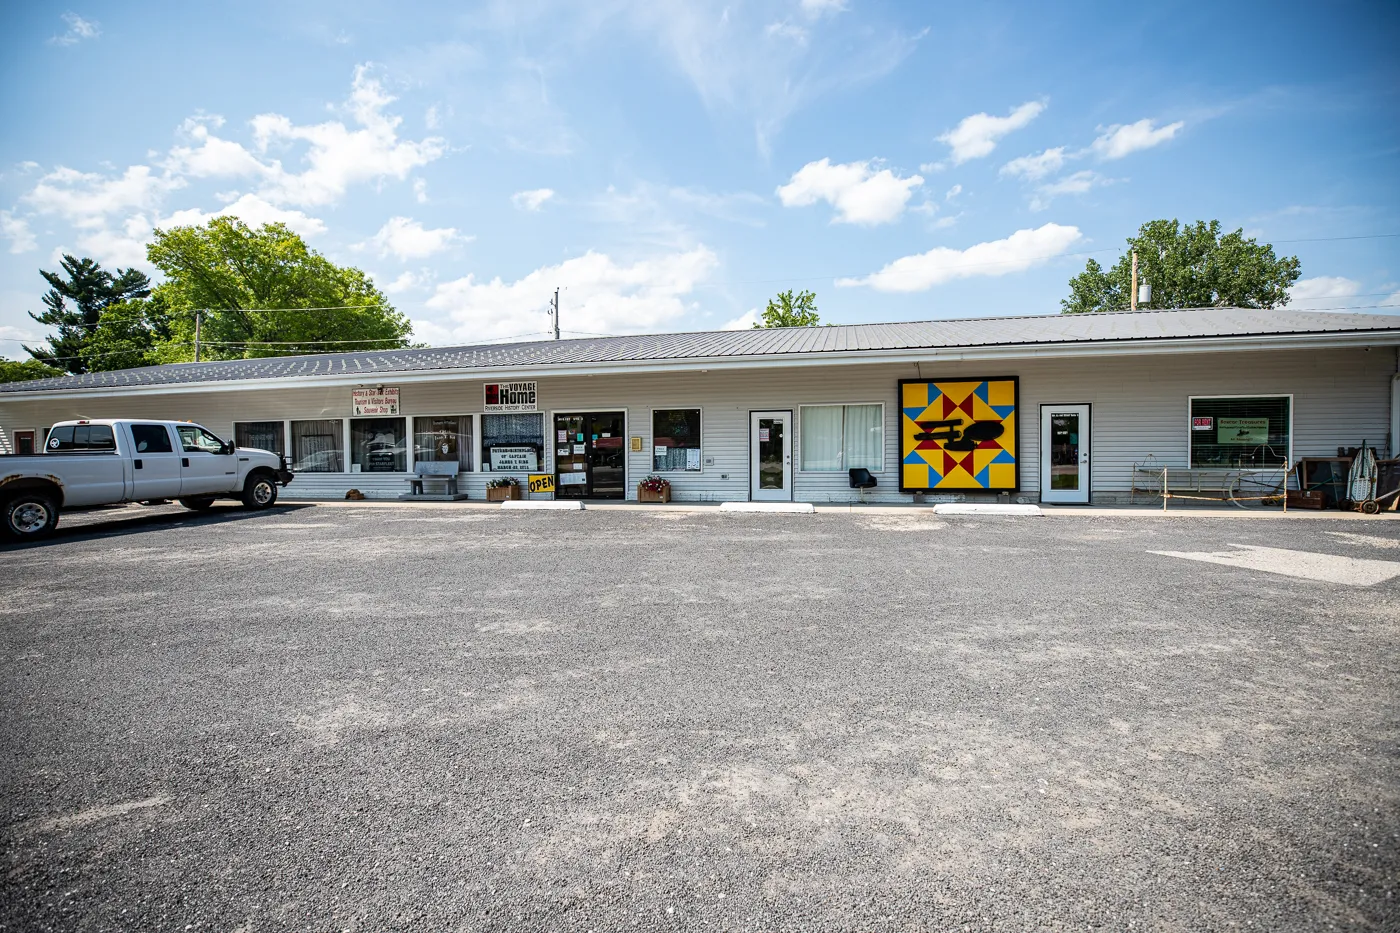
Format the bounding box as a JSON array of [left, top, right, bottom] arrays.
[[1, 346, 1394, 503]]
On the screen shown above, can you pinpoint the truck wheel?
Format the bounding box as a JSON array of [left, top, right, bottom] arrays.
[[241, 472, 279, 510], [179, 497, 217, 511], [4, 493, 60, 540]]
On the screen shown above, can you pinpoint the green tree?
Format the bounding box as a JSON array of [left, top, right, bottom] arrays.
[[1061, 219, 1301, 314], [25, 255, 152, 373], [146, 217, 411, 361], [754, 289, 821, 328], [81, 295, 173, 372], [0, 357, 65, 383]]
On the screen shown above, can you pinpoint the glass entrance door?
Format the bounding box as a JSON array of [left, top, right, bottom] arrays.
[[750, 410, 792, 501], [553, 411, 625, 499], [1040, 404, 1091, 504]]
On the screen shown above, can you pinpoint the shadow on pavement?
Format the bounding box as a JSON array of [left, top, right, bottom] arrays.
[[0, 503, 315, 551]]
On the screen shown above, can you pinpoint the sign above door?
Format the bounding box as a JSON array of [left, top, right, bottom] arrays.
[[352, 386, 399, 416], [484, 381, 538, 412]]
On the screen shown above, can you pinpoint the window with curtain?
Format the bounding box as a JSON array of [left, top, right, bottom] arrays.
[[652, 409, 702, 471], [1189, 396, 1291, 468], [351, 417, 407, 472], [800, 404, 883, 472], [414, 416, 473, 471], [234, 421, 284, 456], [481, 413, 544, 471], [290, 419, 344, 473]]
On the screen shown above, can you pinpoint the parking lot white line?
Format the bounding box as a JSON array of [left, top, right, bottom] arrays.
[[1323, 531, 1400, 550], [1149, 543, 1400, 586]]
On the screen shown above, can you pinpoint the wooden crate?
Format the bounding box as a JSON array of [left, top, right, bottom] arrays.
[[486, 485, 522, 501], [1285, 490, 1326, 510], [637, 486, 671, 503]]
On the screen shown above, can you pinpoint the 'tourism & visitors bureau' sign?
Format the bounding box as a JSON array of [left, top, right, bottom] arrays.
[[484, 381, 538, 412], [351, 386, 400, 416]]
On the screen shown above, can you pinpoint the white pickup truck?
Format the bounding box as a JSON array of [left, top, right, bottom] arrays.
[[1, 419, 293, 541]]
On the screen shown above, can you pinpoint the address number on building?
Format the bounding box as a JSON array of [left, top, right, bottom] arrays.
[[527, 473, 555, 494]]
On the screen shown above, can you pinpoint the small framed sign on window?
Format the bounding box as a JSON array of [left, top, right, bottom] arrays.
[[1192, 416, 1213, 431]]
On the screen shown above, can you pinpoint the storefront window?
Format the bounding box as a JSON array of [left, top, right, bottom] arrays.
[[234, 421, 284, 456], [1190, 396, 1291, 467], [414, 416, 472, 471], [351, 417, 407, 472], [800, 404, 883, 471], [652, 409, 701, 471], [481, 413, 544, 471], [290, 419, 344, 473]]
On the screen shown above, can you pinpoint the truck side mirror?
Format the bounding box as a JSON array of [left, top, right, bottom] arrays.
[[222, 441, 235, 455]]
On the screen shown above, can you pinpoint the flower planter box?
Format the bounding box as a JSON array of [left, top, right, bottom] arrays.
[[638, 486, 671, 503], [487, 485, 522, 502]]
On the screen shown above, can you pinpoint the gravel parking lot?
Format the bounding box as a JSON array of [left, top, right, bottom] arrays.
[[2, 505, 1398, 931]]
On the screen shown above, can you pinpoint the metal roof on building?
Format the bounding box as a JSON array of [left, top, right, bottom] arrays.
[[4, 306, 1398, 395]]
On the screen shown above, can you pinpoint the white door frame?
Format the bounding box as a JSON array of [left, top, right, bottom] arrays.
[[749, 410, 793, 501], [1040, 403, 1091, 504]]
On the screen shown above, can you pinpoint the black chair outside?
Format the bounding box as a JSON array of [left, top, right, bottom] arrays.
[[849, 467, 877, 502]]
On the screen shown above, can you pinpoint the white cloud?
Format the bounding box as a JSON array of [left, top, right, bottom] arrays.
[[249, 66, 448, 207], [0, 324, 43, 343], [1288, 276, 1361, 307], [836, 222, 1082, 292], [164, 116, 274, 179], [1, 211, 37, 253], [1091, 118, 1183, 160], [157, 193, 327, 238], [360, 217, 465, 261], [722, 308, 761, 329], [25, 165, 184, 228], [424, 105, 441, 130], [1001, 146, 1066, 181], [619, 4, 922, 156], [945, 184, 962, 200], [49, 12, 99, 46], [425, 247, 719, 341], [801, 0, 848, 14], [74, 214, 156, 267], [765, 21, 809, 44], [939, 100, 1045, 164], [776, 158, 923, 225], [10, 67, 441, 267], [413, 178, 428, 203], [512, 188, 555, 211], [378, 270, 432, 294], [1028, 170, 1109, 210]]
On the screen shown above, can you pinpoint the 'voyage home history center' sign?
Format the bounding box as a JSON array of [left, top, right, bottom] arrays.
[[484, 381, 538, 412]]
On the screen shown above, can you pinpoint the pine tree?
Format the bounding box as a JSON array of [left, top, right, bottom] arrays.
[[25, 255, 151, 374]]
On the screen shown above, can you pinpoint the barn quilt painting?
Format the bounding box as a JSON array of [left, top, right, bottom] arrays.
[[899, 377, 1019, 493]]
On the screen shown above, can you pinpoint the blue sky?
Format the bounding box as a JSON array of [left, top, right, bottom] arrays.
[[1, 0, 1397, 352]]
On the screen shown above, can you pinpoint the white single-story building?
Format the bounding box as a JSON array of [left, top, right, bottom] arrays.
[[3, 307, 1398, 506]]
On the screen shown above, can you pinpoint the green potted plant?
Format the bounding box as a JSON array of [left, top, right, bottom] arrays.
[[637, 474, 671, 503], [486, 475, 522, 502]]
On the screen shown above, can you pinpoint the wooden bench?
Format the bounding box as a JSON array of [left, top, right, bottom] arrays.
[[401, 461, 465, 499]]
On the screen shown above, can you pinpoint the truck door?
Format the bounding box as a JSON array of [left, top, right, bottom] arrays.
[[126, 423, 183, 500], [176, 424, 238, 496]]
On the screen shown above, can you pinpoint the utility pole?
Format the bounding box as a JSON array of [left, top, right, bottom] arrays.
[[194, 310, 202, 362], [1130, 251, 1138, 311], [551, 288, 560, 340]]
